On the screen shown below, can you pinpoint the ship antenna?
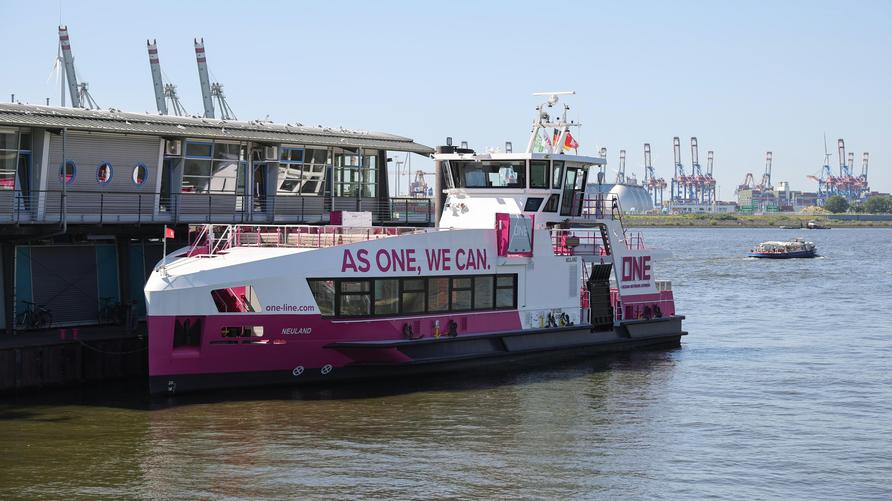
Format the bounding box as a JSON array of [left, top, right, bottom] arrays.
[[527, 91, 578, 154]]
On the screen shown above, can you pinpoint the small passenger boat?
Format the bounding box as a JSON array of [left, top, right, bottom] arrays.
[[748, 238, 816, 259]]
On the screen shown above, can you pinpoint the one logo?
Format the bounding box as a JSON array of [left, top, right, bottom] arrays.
[[320, 364, 333, 375], [292, 366, 304, 377], [167, 380, 176, 393], [621, 255, 652, 282]]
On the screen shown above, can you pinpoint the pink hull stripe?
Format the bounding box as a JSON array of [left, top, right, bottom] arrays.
[[148, 311, 522, 377]]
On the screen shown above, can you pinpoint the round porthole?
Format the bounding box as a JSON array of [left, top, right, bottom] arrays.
[[59, 160, 76, 185], [132, 163, 148, 186], [96, 162, 113, 185]]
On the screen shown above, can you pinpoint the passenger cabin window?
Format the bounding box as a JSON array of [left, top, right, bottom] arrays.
[[307, 274, 518, 318], [529, 160, 549, 188], [542, 194, 559, 212], [451, 160, 526, 189]]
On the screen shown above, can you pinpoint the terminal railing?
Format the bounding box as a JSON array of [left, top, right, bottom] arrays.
[[0, 190, 434, 226]]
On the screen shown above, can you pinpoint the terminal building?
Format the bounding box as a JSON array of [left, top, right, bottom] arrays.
[[0, 103, 432, 334]]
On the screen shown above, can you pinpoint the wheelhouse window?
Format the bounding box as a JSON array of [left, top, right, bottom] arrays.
[[530, 160, 549, 189], [552, 161, 564, 189], [542, 194, 559, 212], [307, 274, 518, 318], [451, 160, 526, 189]]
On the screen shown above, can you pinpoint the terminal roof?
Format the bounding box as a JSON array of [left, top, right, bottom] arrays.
[[0, 103, 433, 155]]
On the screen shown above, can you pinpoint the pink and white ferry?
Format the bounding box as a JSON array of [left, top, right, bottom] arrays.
[[145, 93, 686, 394]]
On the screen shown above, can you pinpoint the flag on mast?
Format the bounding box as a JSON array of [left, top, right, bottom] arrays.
[[533, 132, 545, 153], [564, 131, 579, 152], [164, 226, 175, 239]]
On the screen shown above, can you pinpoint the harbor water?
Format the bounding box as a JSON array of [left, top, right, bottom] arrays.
[[2, 228, 891, 499]]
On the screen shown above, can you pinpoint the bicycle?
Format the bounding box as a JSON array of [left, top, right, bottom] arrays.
[[99, 297, 126, 325], [16, 301, 53, 330]]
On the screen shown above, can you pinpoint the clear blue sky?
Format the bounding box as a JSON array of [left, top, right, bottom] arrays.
[[2, 0, 890, 197]]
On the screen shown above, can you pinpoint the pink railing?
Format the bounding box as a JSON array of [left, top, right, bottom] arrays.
[[550, 229, 609, 256], [188, 224, 420, 255], [610, 288, 676, 321]]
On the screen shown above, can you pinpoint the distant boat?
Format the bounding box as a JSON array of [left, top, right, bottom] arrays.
[[748, 238, 817, 259], [777, 222, 803, 229], [806, 220, 830, 230]]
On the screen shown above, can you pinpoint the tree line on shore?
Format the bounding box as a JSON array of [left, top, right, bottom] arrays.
[[824, 195, 892, 214]]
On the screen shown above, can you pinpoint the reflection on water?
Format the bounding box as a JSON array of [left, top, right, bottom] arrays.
[[2, 228, 892, 499]]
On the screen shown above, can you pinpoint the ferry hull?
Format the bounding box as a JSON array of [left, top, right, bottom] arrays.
[[148, 317, 685, 395], [748, 250, 816, 259]]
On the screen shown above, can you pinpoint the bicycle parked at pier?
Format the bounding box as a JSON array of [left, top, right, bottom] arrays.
[[16, 301, 53, 330]]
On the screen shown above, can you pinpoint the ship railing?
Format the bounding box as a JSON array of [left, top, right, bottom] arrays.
[[524, 307, 591, 329], [578, 194, 622, 221], [550, 228, 609, 256], [624, 232, 647, 250], [610, 288, 676, 321], [188, 223, 421, 255]]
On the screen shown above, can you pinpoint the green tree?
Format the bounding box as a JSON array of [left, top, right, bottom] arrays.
[[864, 195, 892, 214], [824, 195, 849, 213]]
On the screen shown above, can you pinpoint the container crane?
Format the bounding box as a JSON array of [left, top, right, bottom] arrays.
[[758, 151, 772, 191], [194, 38, 215, 118], [642, 143, 666, 207], [690, 137, 703, 202], [147, 40, 167, 115], [807, 134, 837, 205], [615, 149, 626, 184], [670, 137, 689, 203], [859, 152, 869, 189], [147, 40, 188, 116], [58, 26, 81, 108], [705, 150, 716, 203], [57, 26, 98, 109]]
